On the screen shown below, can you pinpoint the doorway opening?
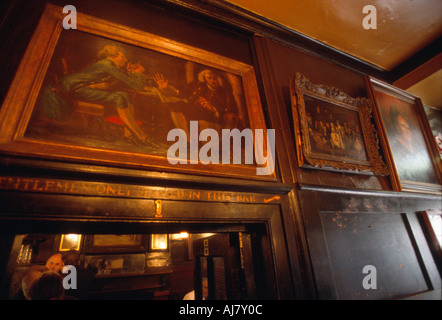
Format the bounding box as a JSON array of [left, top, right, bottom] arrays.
[[5, 222, 276, 300]]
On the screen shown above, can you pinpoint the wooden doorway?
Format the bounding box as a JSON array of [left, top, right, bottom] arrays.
[[0, 195, 295, 299], [2, 224, 277, 300], [193, 232, 257, 300]]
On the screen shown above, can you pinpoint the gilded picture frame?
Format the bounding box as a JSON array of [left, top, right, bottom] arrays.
[[365, 76, 442, 194], [59, 234, 82, 251], [290, 73, 388, 175], [0, 4, 274, 181]]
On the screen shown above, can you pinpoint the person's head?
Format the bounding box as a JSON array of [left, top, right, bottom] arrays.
[[45, 253, 64, 273], [98, 44, 128, 69], [396, 115, 412, 143], [390, 105, 412, 144], [29, 271, 65, 300], [62, 250, 80, 267], [198, 70, 221, 89], [21, 266, 47, 300], [126, 61, 145, 74]]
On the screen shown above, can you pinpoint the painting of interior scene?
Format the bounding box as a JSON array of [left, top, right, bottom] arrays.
[[25, 29, 249, 156], [374, 90, 438, 184], [303, 95, 368, 162]]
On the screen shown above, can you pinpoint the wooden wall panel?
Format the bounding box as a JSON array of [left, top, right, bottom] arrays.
[[253, 36, 391, 190], [0, 0, 440, 301], [299, 186, 441, 300]]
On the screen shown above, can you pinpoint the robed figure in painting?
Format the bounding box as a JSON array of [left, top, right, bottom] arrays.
[[40, 44, 164, 147], [38, 44, 243, 150], [160, 68, 243, 137]]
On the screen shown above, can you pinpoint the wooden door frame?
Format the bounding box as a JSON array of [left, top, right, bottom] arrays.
[[0, 190, 296, 299]]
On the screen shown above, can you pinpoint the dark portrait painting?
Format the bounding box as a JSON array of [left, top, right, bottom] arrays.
[[374, 89, 439, 185], [25, 29, 249, 156]]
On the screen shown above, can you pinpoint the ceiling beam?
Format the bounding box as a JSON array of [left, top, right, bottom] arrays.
[[393, 52, 442, 89]]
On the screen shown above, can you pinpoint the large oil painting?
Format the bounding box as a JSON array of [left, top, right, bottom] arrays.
[[0, 4, 272, 180], [26, 30, 248, 154]]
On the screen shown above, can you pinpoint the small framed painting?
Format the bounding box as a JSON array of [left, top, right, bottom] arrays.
[[290, 73, 388, 175]]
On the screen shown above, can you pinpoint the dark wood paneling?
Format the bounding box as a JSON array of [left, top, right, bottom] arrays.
[[299, 186, 441, 300], [0, 0, 440, 302], [253, 36, 392, 191], [320, 212, 429, 299], [0, 235, 22, 299]]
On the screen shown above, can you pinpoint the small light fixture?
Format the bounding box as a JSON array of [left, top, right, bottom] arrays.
[[150, 234, 169, 251], [59, 234, 82, 251], [179, 232, 189, 239], [170, 232, 189, 240]]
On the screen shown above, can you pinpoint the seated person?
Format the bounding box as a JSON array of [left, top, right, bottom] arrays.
[[29, 271, 76, 300], [62, 250, 97, 299], [12, 265, 48, 300]]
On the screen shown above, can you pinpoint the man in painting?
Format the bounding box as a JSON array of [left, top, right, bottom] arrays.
[[335, 120, 346, 149], [388, 104, 427, 182], [41, 44, 159, 147], [330, 122, 344, 150], [154, 68, 242, 136], [199, 70, 239, 128], [386, 103, 439, 184], [389, 104, 414, 153]]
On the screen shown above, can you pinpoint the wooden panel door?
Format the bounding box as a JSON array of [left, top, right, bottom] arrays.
[[193, 233, 256, 300]]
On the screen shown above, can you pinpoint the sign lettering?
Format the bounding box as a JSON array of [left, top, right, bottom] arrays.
[[0, 176, 281, 204]]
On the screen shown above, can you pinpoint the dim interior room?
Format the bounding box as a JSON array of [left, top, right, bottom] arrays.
[[0, 0, 440, 302]]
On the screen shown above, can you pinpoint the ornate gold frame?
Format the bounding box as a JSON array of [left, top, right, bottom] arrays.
[[290, 73, 388, 175], [0, 4, 274, 181]]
